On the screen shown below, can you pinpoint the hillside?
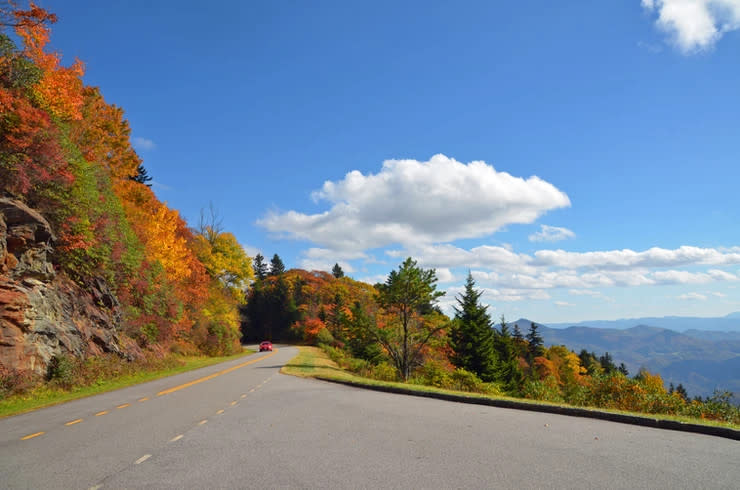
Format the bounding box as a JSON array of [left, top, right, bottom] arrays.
[[546, 313, 740, 332], [509, 319, 740, 400]]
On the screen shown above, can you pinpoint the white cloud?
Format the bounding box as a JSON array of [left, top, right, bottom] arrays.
[[259, 154, 570, 252], [569, 289, 603, 297], [528, 225, 575, 243], [555, 301, 575, 307], [642, 0, 740, 53], [711, 291, 728, 297], [678, 292, 708, 301], [132, 137, 156, 151], [533, 246, 740, 270], [298, 247, 366, 273]]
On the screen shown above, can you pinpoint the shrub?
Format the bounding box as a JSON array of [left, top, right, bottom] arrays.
[[522, 375, 564, 403], [370, 362, 398, 382], [316, 327, 335, 346], [47, 354, 78, 389]]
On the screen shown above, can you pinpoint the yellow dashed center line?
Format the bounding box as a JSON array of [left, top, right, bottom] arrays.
[[199, 419, 208, 425], [138, 397, 149, 402], [241, 394, 247, 399], [117, 403, 130, 409], [230, 401, 237, 406], [170, 434, 183, 442], [156, 349, 278, 396], [95, 410, 108, 417], [65, 419, 83, 426], [20, 431, 44, 440], [216, 409, 225, 415], [134, 454, 151, 465], [249, 388, 255, 393]]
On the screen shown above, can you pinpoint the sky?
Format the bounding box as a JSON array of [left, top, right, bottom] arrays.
[[29, 0, 740, 323]]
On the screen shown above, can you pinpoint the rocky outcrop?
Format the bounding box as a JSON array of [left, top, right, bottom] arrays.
[[0, 198, 126, 376]]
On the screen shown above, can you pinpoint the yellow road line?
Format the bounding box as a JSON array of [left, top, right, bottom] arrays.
[[117, 403, 130, 409], [230, 401, 237, 406], [21, 431, 44, 440], [95, 410, 108, 416], [157, 349, 278, 396], [134, 454, 151, 465], [170, 434, 183, 442], [216, 409, 224, 415], [138, 397, 149, 402], [241, 394, 247, 398], [65, 419, 83, 426], [198, 419, 208, 425]]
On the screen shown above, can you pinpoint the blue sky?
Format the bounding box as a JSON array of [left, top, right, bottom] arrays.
[[35, 0, 740, 323]]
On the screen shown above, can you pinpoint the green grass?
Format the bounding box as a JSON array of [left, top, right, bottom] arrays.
[[282, 346, 740, 431], [0, 349, 254, 418]]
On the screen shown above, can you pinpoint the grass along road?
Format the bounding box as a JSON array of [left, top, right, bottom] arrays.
[[281, 346, 740, 433], [0, 348, 255, 418]]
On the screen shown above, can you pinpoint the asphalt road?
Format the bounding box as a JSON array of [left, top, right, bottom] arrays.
[[1, 346, 737, 489]]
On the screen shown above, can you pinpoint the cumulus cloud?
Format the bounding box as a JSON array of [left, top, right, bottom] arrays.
[[678, 292, 708, 301], [528, 225, 575, 243], [642, 0, 740, 53], [533, 246, 740, 270], [259, 154, 570, 252], [132, 137, 156, 151], [298, 247, 367, 273]]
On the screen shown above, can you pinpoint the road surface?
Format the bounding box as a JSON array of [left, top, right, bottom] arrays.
[[0, 346, 737, 489]]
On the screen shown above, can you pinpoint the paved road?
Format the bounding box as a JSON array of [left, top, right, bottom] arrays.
[[1, 346, 737, 489]]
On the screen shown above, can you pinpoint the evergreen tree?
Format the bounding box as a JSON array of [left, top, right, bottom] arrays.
[[253, 253, 268, 280], [130, 164, 152, 186], [513, 324, 524, 342], [618, 362, 629, 376], [372, 257, 445, 380], [526, 322, 544, 359], [493, 314, 518, 388], [675, 383, 688, 401], [331, 263, 344, 278], [450, 272, 497, 381], [599, 352, 617, 373], [269, 253, 285, 276]]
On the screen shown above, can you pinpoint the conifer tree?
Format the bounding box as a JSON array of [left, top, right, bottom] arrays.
[[332, 263, 344, 278], [253, 253, 268, 280], [130, 164, 152, 186], [450, 272, 497, 381], [526, 322, 544, 359], [269, 253, 285, 276]]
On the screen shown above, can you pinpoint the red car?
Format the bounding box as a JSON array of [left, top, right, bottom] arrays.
[[259, 341, 273, 352]]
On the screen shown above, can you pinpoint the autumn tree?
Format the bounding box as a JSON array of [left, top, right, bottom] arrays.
[[450, 272, 497, 381], [372, 257, 446, 380]]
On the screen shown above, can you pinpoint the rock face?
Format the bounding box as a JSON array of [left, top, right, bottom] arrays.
[[0, 198, 125, 376]]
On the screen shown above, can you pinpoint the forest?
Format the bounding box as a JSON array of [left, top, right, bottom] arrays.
[[0, 5, 252, 362]]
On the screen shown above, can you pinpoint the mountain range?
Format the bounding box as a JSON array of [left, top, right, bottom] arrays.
[[507, 314, 740, 402]]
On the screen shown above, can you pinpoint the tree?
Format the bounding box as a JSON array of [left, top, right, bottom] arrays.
[[269, 253, 285, 276], [526, 322, 544, 360], [253, 253, 268, 280], [450, 272, 497, 381], [130, 164, 152, 186], [618, 362, 629, 376], [332, 263, 344, 278], [372, 257, 445, 380]]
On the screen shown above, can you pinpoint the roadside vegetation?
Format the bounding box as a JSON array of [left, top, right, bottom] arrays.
[[251, 259, 739, 427], [283, 346, 740, 430], [0, 348, 253, 418]]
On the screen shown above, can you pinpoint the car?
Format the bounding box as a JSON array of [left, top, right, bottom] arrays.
[[259, 341, 273, 352]]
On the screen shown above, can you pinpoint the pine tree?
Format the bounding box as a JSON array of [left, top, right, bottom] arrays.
[[450, 272, 497, 381], [269, 253, 285, 276], [618, 362, 629, 376], [332, 263, 344, 278], [130, 164, 152, 186], [526, 322, 544, 359], [253, 253, 268, 280]]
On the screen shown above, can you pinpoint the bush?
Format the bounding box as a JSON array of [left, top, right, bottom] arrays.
[[411, 360, 452, 388], [0, 365, 36, 398], [522, 375, 564, 403], [316, 327, 335, 346], [370, 362, 398, 382], [450, 368, 487, 393], [47, 354, 78, 389]]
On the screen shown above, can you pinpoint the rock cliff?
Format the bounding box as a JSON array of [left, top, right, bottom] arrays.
[[0, 198, 126, 376]]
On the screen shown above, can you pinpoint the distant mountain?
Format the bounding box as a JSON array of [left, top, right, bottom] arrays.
[[544, 312, 740, 332], [505, 318, 740, 401]]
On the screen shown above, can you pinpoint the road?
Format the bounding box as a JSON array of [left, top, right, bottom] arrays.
[[1, 345, 737, 489]]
